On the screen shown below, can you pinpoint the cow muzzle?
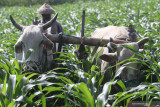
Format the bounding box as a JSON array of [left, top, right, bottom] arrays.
[[23, 61, 42, 73]]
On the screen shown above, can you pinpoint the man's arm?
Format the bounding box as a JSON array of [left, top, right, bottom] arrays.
[[56, 21, 63, 33]]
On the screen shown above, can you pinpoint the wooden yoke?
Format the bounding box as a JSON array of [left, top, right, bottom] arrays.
[[46, 33, 127, 47]]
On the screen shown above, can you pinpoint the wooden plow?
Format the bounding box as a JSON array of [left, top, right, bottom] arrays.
[[74, 10, 88, 59]]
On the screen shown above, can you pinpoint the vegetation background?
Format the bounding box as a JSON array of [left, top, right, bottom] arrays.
[[1, 0, 102, 6], [0, 0, 160, 107]]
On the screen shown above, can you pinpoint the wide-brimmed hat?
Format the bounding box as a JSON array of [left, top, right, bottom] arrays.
[[37, 3, 55, 14]]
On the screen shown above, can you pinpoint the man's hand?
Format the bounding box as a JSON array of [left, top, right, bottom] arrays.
[[32, 17, 39, 25]]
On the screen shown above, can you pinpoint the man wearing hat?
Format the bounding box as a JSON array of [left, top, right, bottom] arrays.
[[33, 3, 63, 69], [34, 3, 63, 34]]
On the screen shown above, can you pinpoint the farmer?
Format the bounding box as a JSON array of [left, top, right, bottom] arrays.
[[33, 3, 63, 34], [33, 3, 63, 69]]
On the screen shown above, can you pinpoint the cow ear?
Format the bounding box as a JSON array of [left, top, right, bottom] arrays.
[[43, 35, 53, 50], [107, 42, 117, 52], [15, 41, 23, 53], [137, 37, 149, 48], [99, 53, 117, 63]]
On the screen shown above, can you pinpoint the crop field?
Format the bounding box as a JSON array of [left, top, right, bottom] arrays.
[[0, 0, 160, 106]]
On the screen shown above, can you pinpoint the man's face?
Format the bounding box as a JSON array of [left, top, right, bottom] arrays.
[[42, 14, 51, 21]]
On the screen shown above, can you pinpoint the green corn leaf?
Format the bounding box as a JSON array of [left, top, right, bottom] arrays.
[[0, 92, 5, 107], [2, 74, 7, 95], [77, 82, 95, 107], [57, 76, 74, 84], [8, 101, 15, 107], [25, 49, 34, 60], [0, 62, 9, 74], [122, 44, 138, 52], [117, 80, 126, 91], [6, 75, 16, 104], [91, 37, 103, 61], [41, 94, 46, 107], [97, 80, 117, 107]]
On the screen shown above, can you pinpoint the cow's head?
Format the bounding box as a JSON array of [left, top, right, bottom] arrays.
[[10, 14, 58, 72], [99, 38, 148, 81]]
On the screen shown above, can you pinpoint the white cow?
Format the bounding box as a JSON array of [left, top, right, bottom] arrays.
[[10, 14, 58, 72], [91, 25, 148, 83]]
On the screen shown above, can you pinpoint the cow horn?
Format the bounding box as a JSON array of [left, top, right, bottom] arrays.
[[10, 15, 23, 31], [42, 13, 58, 31], [107, 42, 117, 52], [128, 25, 135, 33], [137, 37, 149, 47]]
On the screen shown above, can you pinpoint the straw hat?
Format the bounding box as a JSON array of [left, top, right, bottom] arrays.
[[37, 3, 55, 14]]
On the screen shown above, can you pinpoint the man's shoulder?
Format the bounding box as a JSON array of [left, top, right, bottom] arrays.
[[55, 21, 62, 25]]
